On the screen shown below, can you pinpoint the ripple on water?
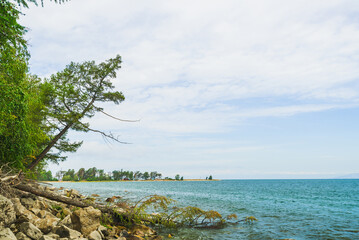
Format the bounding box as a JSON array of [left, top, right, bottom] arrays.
[[50, 179, 359, 240]]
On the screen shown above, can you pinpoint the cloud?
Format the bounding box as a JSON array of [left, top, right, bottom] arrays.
[[20, 0, 359, 178]]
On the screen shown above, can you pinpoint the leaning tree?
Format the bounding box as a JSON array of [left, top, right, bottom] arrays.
[[27, 55, 130, 170]]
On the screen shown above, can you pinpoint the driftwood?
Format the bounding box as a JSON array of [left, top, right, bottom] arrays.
[[13, 183, 111, 212]]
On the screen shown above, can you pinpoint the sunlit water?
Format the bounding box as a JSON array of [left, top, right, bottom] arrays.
[[50, 179, 359, 240]]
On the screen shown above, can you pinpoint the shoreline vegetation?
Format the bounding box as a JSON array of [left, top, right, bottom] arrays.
[[46, 178, 221, 183], [0, 174, 253, 240], [39, 167, 217, 182]]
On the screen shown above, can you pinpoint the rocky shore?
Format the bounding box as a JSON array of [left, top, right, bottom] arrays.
[[0, 184, 162, 240]]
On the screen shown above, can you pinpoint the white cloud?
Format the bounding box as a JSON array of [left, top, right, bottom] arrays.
[[20, 0, 359, 178]]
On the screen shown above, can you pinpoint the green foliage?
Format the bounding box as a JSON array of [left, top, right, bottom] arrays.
[[37, 169, 56, 181], [27, 55, 125, 169], [0, 0, 32, 169], [208, 175, 213, 180], [111, 194, 248, 230]]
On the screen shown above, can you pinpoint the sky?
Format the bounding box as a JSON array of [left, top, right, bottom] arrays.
[[19, 0, 359, 179]]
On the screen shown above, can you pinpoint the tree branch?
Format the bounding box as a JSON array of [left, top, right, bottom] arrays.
[[100, 110, 140, 122], [77, 121, 130, 144]]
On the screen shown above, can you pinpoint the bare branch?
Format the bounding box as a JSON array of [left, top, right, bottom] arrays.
[[100, 110, 140, 122], [77, 121, 130, 144]]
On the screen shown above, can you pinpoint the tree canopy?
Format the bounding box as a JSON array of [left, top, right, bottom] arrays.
[[0, 0, 127, 173]]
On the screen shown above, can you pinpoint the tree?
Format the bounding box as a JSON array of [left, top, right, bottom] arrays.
[[150, 171, 157, 180], [209, 175, 213, 180], [175, 174, 180, 181], [156, 173, 162, 180], [77, 168, 85, 180], [134, 171, 142, 180], [180, 176, 183, 181], [0, 0, 31, 169], [27, 55, 125, 170], [0, 0, 71, 170], [143, 172, 150, 180]]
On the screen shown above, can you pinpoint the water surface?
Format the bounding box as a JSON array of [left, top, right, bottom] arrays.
[[50, 179, 359, 240]]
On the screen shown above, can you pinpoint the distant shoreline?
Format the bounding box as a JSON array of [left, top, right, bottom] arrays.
[[44, 179, 220, 183]]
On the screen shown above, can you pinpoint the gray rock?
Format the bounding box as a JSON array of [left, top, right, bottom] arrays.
[[88, 231, 102, 240], [19, 222, 43, 240], [0, 195, 16, 226], [54, 225, 81, 239], [16, 232, 32, 240], [0, 228, 17, 240]]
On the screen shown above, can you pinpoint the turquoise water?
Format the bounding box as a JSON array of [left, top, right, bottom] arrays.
[[50, 179, 359, 240]]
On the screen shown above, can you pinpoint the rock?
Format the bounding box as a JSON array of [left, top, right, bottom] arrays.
[[31, 208, 42, 216], [0, 195, 16, 226], [130, 225, 156, 237], [12, 198, 40, 224], [9, 223, 17, 234], [21, 198, 37, 208], [35, 214, 60, 234], [55, 225, 81, 239], [71, 206, 101, 236], [39, 236, 57, 240], [62, 208, 71, 216], [88, 231, 102, 240], [37, 210, 49, 218], [128, 235, 144, 240], [44, 233, 60, 240], [58, 215, 72, 227], [0, 228, 17, 240], [97, 226, 108, 237], [119, 230, 130, 238], [16, 232, 32, 240], [19, 222, 43, 240]]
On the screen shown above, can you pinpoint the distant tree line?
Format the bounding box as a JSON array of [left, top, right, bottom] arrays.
[[38, 168, 187, 182]]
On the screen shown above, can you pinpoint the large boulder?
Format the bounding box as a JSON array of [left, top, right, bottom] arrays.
[[18, 222, 43, 240], [54, 225, 82, 239], [0, 228, 17, 240], [71, 206, 101, 236], [0, 195, 16, 226]]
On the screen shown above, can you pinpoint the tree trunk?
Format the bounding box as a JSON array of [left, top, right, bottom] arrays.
[[27, 123, 73, 170], [14, 183, 109, 212]]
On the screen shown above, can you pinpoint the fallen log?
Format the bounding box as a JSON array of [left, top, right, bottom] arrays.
[[14, 183, 109, 212]]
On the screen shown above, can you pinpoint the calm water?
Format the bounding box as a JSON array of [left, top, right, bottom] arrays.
[[50, 179, 359, 240]]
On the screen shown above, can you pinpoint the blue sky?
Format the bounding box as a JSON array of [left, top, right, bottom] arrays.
[[20, 0, 359, 179]]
